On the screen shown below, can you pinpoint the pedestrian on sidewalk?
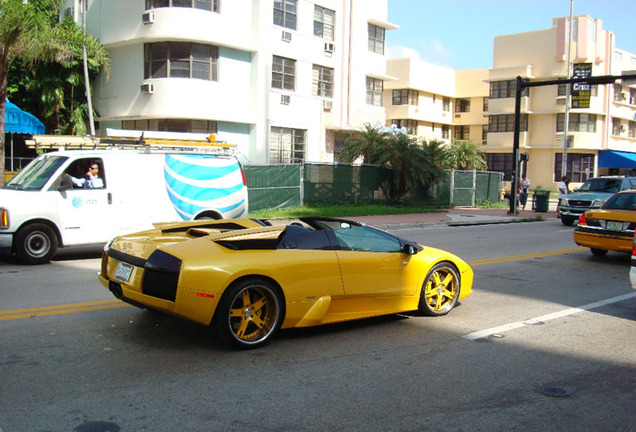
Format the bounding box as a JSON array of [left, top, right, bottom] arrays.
[[557, 176, 570, 216], [519, 174, 530, 210]]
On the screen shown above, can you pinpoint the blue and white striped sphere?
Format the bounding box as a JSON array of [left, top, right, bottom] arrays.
[[163, 154, 247, 220]]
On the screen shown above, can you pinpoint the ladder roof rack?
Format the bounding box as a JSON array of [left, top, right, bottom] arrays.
[[26, 129, 237, 155]]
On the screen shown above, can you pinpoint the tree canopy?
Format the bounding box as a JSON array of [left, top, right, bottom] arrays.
[[340, 124, 489, 203], [0, 0, 110, 185]]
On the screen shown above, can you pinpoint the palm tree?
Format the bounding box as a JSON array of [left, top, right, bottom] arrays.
[[0, 0, 110, 186], [339, 123, 388, 165], [418, 139, 451, 190], [448, 140, 487, 170]]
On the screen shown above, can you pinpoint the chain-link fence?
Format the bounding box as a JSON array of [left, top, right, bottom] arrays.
[[245, 164, 503, 211]]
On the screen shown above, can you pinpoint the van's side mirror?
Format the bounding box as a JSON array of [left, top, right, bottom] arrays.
[[58, 174, 73, 191]]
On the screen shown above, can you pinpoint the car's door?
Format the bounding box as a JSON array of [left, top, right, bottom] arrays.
[[330, 225, 422, 312]]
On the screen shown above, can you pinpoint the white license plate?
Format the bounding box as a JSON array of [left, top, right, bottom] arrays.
[[114, 262, 134, 282], [606, 220, 623, 231]]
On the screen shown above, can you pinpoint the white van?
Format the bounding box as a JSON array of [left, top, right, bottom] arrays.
[[0, 131, 248, 264]]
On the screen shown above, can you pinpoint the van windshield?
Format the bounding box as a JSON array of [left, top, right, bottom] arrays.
[[6, 155, 68, 191]]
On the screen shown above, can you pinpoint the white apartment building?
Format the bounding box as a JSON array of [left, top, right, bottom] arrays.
[[61, 0, 398, 165]]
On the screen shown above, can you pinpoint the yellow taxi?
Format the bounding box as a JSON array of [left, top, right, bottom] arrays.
[[573, 190, 636, 256]]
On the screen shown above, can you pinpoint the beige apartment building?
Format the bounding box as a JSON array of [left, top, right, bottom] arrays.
[[386, 15, 636, 192]]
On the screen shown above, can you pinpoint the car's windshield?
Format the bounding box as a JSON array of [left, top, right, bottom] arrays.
[[601, 193, 636, 210], [5, 155, 68, 191], [578, 178, 622, 193]]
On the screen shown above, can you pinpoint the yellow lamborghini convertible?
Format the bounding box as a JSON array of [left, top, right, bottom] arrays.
[[98, 217, 473, 349]]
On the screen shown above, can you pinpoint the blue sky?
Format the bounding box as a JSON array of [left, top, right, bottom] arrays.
[[387, 0, 636, 70]]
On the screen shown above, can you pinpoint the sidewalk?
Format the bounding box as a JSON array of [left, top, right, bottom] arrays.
[[353, 204, 558, 230]]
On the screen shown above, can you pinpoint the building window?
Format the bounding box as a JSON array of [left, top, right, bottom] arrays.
[[368, 24, 385, 55], [392, 119, 417, 135], [270, 127, 305, 164], [614, 84, 624, 102], [392, 89, 418, 105], [144, 42, 218, 80], [442, 124, 449, 139], [366, 77, 383, 106], [455, 98, 470, 113], [312, 64, 333, 98], [482, 126, 488, 144], [613, 118, 622, 136], [554, 153, 594, 183], [146, 0, 219, 11], [272, 55, 296, 91], [122, 119, 218, 134], [314, 5, 334, 40], [455, 126, 469, 140], [488, 114, 528, 132], [442, 97, 450, 111], [631, 89, 636, 105], [274, 0, 297, 30], [483, 97, 489, 112], [557, 113, 596, 132], [487, 153, 514, 181], [629, 121, 636, 138], [489, 80, 529, 99]]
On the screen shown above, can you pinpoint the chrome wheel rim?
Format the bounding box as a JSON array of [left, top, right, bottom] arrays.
[[227, 284, 280, 345]]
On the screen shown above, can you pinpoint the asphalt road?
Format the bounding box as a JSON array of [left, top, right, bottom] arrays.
[[1, 219, 635, 432]]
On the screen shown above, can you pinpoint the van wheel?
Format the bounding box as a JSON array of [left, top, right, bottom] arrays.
[[15, 223, 58, 264]]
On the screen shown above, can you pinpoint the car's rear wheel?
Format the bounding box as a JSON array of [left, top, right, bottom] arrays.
[[419, 262, 460, 316], [14, 223, 58, 265], [590, 248, 608, 257], [213, 278, 284, 349], [561, 216, 576, 226]]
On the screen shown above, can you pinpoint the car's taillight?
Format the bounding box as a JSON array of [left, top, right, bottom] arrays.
[[632, 241, 636, 257], [578, 213, 587, 225]]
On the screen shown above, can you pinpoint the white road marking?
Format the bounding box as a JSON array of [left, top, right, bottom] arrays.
[[463, 292, 636, 341]]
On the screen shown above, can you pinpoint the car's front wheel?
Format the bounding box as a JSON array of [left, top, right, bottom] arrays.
[[212, 278, 284, 349], [419, 262, 460, 316], [561, 216, 576, 226]]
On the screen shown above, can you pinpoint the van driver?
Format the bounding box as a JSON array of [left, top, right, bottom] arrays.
[[71, 163, 104, 189]]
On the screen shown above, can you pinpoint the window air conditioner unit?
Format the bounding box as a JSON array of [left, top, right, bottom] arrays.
[[622, 92, 627, 101], [323, 99, 333, 110], [140, 83, 155, 94], [281, 31, 292, 42], [142, 11, 155, 24], [324, 42, 335, 53], [280, 94, 291, 105], [556, 98, 566, 105]]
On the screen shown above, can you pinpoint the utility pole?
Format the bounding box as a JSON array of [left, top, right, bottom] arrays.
[[82, 0, 95, 136], [561, 0, 574, 179]]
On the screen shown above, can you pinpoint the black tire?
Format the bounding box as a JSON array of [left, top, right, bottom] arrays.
[[561, 216, 576, 226], [418, 262, 460, 317], [14, 223, 58, 265], [591, 248, 608, 257], [212, 278, 284, 349]]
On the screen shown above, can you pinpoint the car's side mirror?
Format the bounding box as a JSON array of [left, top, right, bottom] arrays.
[[402, 244, 419, 255]]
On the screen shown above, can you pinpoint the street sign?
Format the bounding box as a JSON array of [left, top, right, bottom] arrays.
[[571, 63, 592, 108]]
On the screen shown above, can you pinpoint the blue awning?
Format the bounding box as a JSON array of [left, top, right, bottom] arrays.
[[598, 150, 636, 169], [4, 99, 45, 134]]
